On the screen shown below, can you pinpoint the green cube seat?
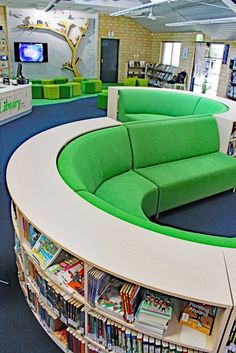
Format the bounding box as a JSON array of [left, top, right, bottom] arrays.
[[81, 81, 96, 94], [59, 83, 72, 98], [32, 84, 43, 99], [98, 92, 108, 109], [73, 77, 86, 84], [31, 79, 41, 84], [67, 82, 81, 97], [41, 79, 54, 85], [137, 78, 148, 87], [124, 78, 137, 86], [87, 79, 102, 93], [43, 84, 60, 100], [54, 77, 68, 84]]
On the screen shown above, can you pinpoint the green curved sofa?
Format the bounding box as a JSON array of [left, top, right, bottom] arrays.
[[58, 115, 236, 248], [118, 89, 229, 122]]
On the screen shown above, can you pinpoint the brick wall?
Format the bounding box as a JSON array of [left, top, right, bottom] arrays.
[[98, 14, 152, 82]]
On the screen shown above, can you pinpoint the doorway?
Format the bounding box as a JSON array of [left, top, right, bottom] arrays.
[[100, 39, 119, 83]]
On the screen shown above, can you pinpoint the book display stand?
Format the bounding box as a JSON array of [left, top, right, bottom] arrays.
[[6, 116, 236, 353]]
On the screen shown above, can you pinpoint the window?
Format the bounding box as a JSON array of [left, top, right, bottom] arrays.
[[161, 42, 181, 67]]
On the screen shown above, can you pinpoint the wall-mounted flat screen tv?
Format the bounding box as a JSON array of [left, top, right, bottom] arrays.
[[14, 42, 48, 63]]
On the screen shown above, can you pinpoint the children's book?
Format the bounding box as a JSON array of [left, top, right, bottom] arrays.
[[31, 234, 61, 270], [137, 289, 173, 320], [179, 301, 217, 335], [96, 278, 124, 319]]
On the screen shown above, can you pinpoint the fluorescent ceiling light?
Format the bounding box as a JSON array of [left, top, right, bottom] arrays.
[[110, 0, 176, 17], [166, 16, 236, 26]]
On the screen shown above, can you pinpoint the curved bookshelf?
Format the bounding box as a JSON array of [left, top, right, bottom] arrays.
[[6, 116, 236, 353]]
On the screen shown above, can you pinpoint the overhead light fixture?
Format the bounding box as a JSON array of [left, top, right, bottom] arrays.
[[166, 16, 236, 26], [110, 0, 176, 17], [44, 0, 61, 12]]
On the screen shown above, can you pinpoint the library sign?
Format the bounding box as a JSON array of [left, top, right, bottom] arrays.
[[0, 98, 21, 113]]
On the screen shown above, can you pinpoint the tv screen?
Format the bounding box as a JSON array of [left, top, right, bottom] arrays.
[[14, 42, 48, 63]]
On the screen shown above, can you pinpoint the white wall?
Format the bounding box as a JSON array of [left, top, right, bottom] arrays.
[[7, 8, 98, 80]]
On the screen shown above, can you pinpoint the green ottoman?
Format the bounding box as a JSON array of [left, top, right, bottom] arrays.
[[41, 79, 54, 85], [137, 78, 148, 87], [59, 83, 72, 98], [32, 84, 43, 99], [54, 77, 68, 84], [98, 92, 108, 109], [124, 78, 137, 86], [89, 79, 102, 93], [31, 79, 41, 84], [43, 84, 60, 100], [73, 77, 86, 84], [67, 82, 81, 97], [81, 81, 96, 94]]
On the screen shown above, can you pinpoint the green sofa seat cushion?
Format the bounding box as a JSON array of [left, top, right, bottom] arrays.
[[136, 152, 236, 213], [58, 126, 132, 193], [59, 83, 72, 98], [95, 170, 158, 219], [31, 79, 41, 84], [124, 78, 137, 86], [41, 79, 54, 85], [127, 116, 219, 169], [136, 78, 148, 87], [81, 81, 97, 94], [73, 77, 86, 83], [118, 89, 201, 122], [194, 97, 229, 115], [98, 92, 108, 109], [68, 82, 81, 96], [78, 191, 236, 248]]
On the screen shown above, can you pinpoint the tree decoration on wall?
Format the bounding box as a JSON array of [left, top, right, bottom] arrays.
[[18, 18, 90, 77]]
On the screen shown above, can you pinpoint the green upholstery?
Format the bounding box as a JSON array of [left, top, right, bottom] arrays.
[[31, 79, 41, 84], [68, 82, 81, 97], [41, 79, 54, 85], [78, 190, 236, 248], [43, 84, 60, 100], [194, 97, 229, 115], [124, 78, 137, 86], [136, 78, 148, 87], [58, 126, 132, 193], [54, 77, 68, 84], [59, 83, 72, 99], [98, 92, 108, 109], [95, 170, 158, 219], [88, 80, 102, 93], [118, 89, 229, 123], [136, 152, 236, 213], [73, 77, 86, 84], [81, 81, 97, 94], [32, 84, 43, 99], [127, 116, 219, 169], [58, 99, 236, 248]]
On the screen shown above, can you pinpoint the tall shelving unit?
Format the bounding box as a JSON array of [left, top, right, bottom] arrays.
[[0, 6, 10, 77], [126, 60, 146, 79], [146, 63, 174, 87]]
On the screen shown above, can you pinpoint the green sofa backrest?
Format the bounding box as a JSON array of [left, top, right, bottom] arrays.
[[118, 89, 228, 122], [194, 96, 229, 115], [58, 126, 132, 193], [127, 115, 219, 169], [118, 90, 201, 121]]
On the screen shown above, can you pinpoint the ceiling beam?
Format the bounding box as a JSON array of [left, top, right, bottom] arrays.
[[166, 16, 236, 26], [221, 0, 236, 14], [110, 0, 177, 17]]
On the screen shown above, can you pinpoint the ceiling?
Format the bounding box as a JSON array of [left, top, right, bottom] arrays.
[[3, 0, 236, 40]]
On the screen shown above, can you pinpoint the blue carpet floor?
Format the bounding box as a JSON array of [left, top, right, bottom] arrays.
[[1, 97, 236, 352], [0, 97, 106, 353]]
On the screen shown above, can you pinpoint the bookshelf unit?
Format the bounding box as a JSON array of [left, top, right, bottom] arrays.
[[0, 6, 10, 77], [7, 117, 236, 353], [146, 63, 174, 87], [126, 60, 146, 79]]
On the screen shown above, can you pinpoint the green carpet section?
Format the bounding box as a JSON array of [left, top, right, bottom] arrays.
[[32, 93, 97, 106]]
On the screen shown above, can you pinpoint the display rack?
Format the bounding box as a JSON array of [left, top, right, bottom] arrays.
[[227, 69, 236, 101], [127, 60, 146, 79], [6, 117, 236, 353], [146, 63, 174, 87]]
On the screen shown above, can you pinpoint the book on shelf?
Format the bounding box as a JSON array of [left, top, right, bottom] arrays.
[[46, 255, 84, 296], [88, 268, 111, 306], [179, 300, 217, 335], [120, 282, 140, 323], [31, 234, 61, 270], [96, 277, 125, 319]]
